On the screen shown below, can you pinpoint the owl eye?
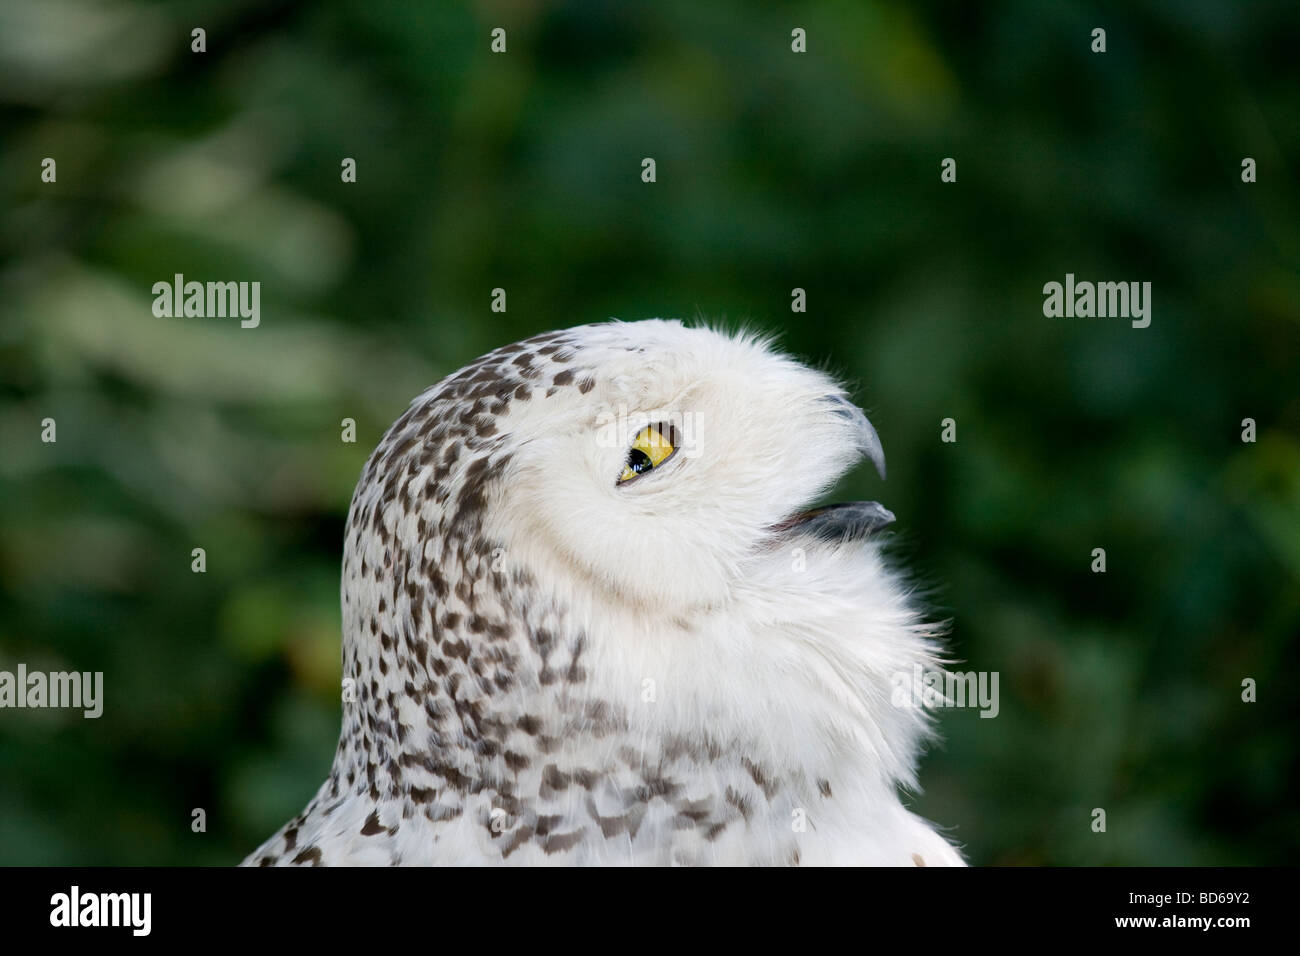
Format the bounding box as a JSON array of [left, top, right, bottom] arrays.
[[618, 424, 677, 484]]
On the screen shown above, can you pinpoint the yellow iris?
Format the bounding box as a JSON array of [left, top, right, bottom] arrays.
[[617, 425, 675, 483]]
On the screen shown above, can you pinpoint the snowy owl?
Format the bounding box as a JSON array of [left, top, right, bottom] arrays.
[[244, 319, 964, 866]]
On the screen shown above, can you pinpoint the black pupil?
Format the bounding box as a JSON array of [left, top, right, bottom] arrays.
[[627, 448, 654, 474]]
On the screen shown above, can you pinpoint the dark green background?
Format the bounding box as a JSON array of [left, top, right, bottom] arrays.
[[1, 0, 1297, 865]]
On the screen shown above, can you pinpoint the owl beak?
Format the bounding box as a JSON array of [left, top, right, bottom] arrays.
[[824, 395, 886, 480], [774, 501, 897, 541], [768, 397, 894, 542]]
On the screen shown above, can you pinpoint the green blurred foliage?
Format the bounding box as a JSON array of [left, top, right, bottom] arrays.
[[1, 0, 1297, 865]]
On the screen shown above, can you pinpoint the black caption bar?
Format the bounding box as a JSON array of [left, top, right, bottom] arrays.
[[0, 866, 1278, 944]]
